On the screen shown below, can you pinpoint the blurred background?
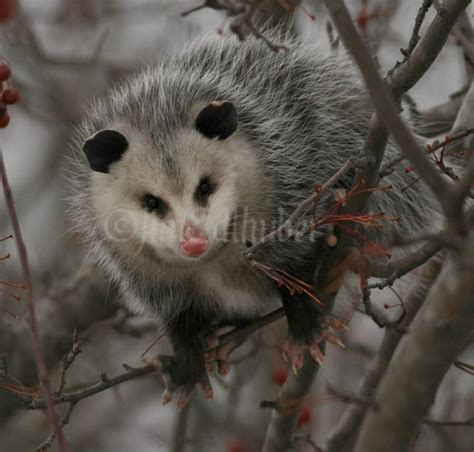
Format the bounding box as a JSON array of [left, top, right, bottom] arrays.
[[0, 1, 473, 451]]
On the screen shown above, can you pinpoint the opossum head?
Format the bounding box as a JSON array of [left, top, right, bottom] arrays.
[[82, 101, 266, 266]]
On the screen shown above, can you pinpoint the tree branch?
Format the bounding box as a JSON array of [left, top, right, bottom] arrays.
[[326, 255, 445, 452], [353, 233, 474, 452], [0, 151, 69, 452], [26, 307, 285, 409]]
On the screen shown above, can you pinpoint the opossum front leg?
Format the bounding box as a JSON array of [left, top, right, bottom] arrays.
[[148, 310, 213, 408], [280, 289, 346, 372]]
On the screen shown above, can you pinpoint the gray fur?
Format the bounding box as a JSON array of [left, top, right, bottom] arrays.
[[68, 31, 440, 328]]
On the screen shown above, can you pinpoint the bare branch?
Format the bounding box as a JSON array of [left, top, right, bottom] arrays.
[[453, 360, 474, 375], [326, 256, 444, 452], [367, 237, 444, 286], [28, 364, 156, 409], [324, 0, 462, 210], [26, 307, 284, 409], [244, 158, 357, 258], [292, 433, 323, 451], [379, 128, 474, 178], [261, 352, 320, 451], [424, 416, 474, 427], [0, 151, 68, 452], [55, 330, 83, 397], [261, 0, 470, 446], [412, 94, 465, 137], [181, 0, 298, 51], [353, 232, 474, 452], [37, 402, 77, 452], [399, 0, 433, 63]]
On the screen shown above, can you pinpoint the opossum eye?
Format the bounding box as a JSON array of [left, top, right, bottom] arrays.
[[143, 194, 168, 216], [195, 101, 237, 140], [199, 179, 212, 195], [83, 129, 128, 173], [195, 178, 215, 205]]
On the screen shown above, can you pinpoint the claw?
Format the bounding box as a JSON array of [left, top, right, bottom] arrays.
[[177, 391, 191, 409], [200, 382, 214, 399], [204, 349, 216, 363], [309, 344, 324, 366], [216, 342, 232, 361], [204, 335, 220, 350], [282, 315, 347, 369], [325, 316, 348, 332], [282, 340, 308, 374], [291, 347, 304, 375], [143, 355, 165, 371], [144, 353, 213, 408], [282, 340, 293, 362], [321, 330, 345, 348], [162, 389, 173, 406], [204, 333, 234, 377], [218, 361, 231, 376]]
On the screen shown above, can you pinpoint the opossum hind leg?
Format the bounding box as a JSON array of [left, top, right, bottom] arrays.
[[281, 289, 347, 373]]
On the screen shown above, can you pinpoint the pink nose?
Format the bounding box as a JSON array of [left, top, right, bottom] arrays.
[[180, 223, 209, 257], [180, 238, 209, 257]]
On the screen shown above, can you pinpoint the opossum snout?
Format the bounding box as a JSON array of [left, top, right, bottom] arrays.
[[180, 223, 209, 258]]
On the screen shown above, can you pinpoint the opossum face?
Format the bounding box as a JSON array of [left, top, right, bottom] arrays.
[[83, 101, 264, 266]]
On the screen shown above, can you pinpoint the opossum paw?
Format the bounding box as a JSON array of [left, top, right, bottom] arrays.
[[282, 337, 324, 374], [283, 316, 347, 373], [144, 354, 213, 408], [204, 334, 232, 377]]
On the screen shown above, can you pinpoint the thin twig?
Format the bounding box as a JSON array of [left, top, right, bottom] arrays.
[[244, 158, 357, 257], [27, 307, 285, 409], [453, 360, 474, 375], [56, 330, 83, 397], [292, 433, 323, 451], [37, 402, 77, 452], [398, 0, 433, 64], [367, 238, 444, 289], [325, 382, 379, 409], [424, 416, 474, 427], [326, 256, 444, 452], [0, 150, 69, 452], [379, 128, 474, 178], [324, 0, 453, 209]]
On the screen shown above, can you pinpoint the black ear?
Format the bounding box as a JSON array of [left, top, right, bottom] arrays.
[[195, 101, 237, 140], [83, 129, 129, 173]]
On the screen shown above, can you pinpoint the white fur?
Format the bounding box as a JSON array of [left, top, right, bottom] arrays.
[[67, 30, 442, 322]]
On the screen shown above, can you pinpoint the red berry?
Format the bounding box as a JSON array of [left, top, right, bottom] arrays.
[[356, 11, 368, 30], [2, 88, 19, 105], [297, 405, 312, 428], [227, 438, 247, 452], [0, 111, 10, 128], [0, 64, 11, 81], [0, 0, 17, 22], [271, 368, 288, 385]]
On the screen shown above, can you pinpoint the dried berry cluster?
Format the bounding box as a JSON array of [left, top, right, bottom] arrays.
[[0, 62, 20, 128]]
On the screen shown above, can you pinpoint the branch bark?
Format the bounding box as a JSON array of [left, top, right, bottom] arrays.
[[353, 235, 474, 452], [0, 264, 117, 418], [326, 255, 445, 452], [0, 151, 68, 452], [261, 1, 471, 448]]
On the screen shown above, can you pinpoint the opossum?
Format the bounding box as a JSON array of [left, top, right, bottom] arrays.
[[69, 31, 439, 406]]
